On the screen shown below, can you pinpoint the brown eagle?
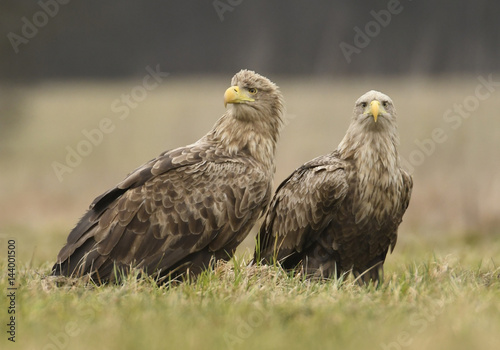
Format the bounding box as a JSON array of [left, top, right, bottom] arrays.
[[255, 90, 412, 285], [52, 69, 284, 283]]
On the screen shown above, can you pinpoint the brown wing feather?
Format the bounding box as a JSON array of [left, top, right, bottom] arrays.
[[388, 168, 413, 252], [53, 146, 271, 282], [256, 153, 348, 265]]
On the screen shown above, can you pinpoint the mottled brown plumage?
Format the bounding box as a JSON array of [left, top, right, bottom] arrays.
[[52, 69, 284, 283], [256, 90, 412, 285]]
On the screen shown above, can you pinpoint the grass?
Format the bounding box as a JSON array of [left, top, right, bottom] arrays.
[[1, 235, 500, 350]]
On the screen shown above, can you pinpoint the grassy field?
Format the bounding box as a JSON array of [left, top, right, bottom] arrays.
[[1, 237, 500, 350], [1, 76, 500, 349]]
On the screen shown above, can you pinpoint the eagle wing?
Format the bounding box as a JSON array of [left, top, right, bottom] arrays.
[[400, 169, 413, 213], [54, 144, 271, 280], [390, 167, 413, 251], [256, 153, 348, 264]]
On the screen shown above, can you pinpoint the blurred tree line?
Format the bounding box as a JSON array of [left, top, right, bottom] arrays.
[[0, 0, 499, 80]]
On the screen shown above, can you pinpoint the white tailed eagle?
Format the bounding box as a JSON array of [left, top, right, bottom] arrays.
[[256, 90, 412, 285], [52, 69, 284, 283]]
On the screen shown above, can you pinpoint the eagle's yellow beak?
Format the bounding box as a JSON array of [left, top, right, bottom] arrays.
[[370, 100, 380, 123], [224, 86, 255, 107]]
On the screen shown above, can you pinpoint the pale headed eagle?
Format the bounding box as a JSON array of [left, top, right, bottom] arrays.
[[256, 90, 412, 285], [52, 69, 284, 283]]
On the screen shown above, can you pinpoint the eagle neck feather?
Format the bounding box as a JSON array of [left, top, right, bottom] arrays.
[[209, 110, 281, 172], [337, 120, 403, 226]]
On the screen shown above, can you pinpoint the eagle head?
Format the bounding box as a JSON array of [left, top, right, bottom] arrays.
[[353, 90, 396, 129], [224, 69, 284, 124]]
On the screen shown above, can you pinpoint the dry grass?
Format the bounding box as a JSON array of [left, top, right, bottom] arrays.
[[1, 241, 499, 350]]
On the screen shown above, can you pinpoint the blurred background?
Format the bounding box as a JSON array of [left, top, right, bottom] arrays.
[[1, 0, 499, 265]]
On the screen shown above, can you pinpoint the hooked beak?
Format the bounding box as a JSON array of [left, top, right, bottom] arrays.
[[224, 86, 255, 107], [370, 100, 380, 123]]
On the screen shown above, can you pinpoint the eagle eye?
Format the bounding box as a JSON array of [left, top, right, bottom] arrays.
[[360, 102, 367, 108], [248, 88, 257, 94]]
